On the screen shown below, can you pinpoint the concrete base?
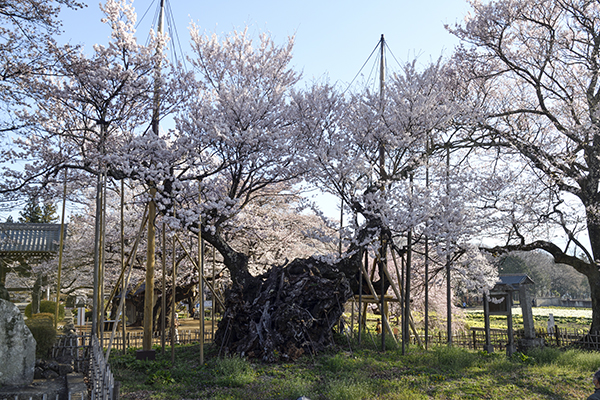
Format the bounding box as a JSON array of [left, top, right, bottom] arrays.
[[506, 344, 517, 357], [67, 373, 89, 399], [0, 378, 66, 400], [0, 373, 90, 400], [136, 349, 156, 361], [518, 337, 545, 353]]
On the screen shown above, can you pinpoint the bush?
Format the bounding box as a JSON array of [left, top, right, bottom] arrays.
[[25, 313, 57, 358], [28, 312, 55, 323], [24, 300, 64, 319]]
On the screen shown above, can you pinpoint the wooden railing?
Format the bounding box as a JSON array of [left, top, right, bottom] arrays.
[[405, 327, 600, 351], [97, 328, 214, 350]]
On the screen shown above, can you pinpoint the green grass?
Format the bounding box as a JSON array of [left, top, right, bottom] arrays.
[[111, 340, 600, 400]]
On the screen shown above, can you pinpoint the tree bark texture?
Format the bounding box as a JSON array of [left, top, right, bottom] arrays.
[[214, 257, 353, 362]]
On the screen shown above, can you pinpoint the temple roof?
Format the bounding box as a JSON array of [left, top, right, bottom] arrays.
[[0, 223, 66, 255], [491, 274, 534, 292]]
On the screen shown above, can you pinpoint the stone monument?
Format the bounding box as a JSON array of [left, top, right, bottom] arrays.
[[0, 298, 36, 386]]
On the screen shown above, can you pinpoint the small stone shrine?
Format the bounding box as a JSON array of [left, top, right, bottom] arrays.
[[0, 298, 36, 386]]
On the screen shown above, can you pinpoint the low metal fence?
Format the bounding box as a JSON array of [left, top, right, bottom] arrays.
[[88, 335, 119, 400]]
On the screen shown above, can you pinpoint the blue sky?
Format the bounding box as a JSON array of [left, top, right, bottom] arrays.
[[59, 0, 471, 85]]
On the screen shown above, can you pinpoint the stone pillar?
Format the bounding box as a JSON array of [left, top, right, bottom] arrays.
[[0, 284, 9, 301], [517, 284, 544, 351], [0, 299, 36, 386], [519, 285, 535, 339], [32, 273, 42, 314], [0, 259, 10, 301]]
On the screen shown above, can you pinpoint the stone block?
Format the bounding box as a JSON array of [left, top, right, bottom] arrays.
[[136, 349, 156, 360], [0, 298, 36, 386]]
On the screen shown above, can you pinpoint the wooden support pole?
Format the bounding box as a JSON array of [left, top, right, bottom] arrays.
[[121, 180, 126, 355], [358, 259, 397, 345], [171, 221, 176, 364], [161, 223, 167, 354], [174, 235, 225, 310], [389, 248, 423, 347], [358, 250, 365, 344], [198, 190, 204, 365], [104, 207, 149, 314], [379, 240, 386, 351], [99, 173, 107, 346], [212, 246, 216, 340], [143, 187, 156, 351], [404, 229, 412, 353]]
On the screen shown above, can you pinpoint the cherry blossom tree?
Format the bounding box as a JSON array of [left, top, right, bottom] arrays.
[[295, 55, 499, 346], [0, 0, 83, 136], [0, 0, 502, 358], [448, 0, 600, 333]]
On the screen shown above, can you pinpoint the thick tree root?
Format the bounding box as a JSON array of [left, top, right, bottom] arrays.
[[214, 257, 353, 362]]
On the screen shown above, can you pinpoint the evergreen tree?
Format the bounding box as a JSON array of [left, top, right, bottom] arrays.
[[18, 197, 58, 223]]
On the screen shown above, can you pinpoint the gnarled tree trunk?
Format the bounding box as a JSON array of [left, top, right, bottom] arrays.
[[214, 257, 354, 361], [204, 205, 392, 361]]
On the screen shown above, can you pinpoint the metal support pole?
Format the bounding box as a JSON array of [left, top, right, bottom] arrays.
[[55, 168, 67, 328]]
